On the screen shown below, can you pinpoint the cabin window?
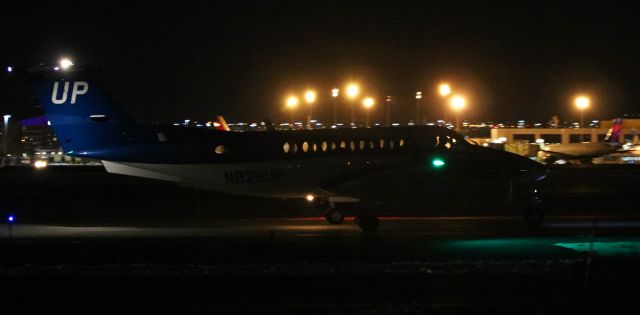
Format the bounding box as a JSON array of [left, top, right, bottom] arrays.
[[312, 143, 318, 152], [350, 141, 356, 151], [322, 141, 328, 152], [340, 141, 347, 150], [379, 139, 385, 149], [389, 140, 395, 150], [359, 140, 365, 150], [215, 145, 225, 155], [302, 142, 309, 153], [283, 142, 290, 154], [292, 143, 298, 154], [332, 142, 337, 150], [369, 141, 374, 149], [399, 139, 405, 147]]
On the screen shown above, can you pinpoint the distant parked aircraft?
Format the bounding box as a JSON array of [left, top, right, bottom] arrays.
[[538, 118, 629, 164]]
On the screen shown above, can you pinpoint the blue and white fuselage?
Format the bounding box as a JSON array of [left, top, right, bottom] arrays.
[[27, 64, 548, 230]]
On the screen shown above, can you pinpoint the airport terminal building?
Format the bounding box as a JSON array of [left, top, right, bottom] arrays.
[[489, 118, 640, 145]]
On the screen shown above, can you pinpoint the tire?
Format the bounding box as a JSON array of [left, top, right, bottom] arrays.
[[356, 214, 379, 232], [324, 209, 344, 224], [525, 207, 544, 227]]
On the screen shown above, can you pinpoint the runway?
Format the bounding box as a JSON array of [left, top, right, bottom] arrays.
[[2, 217, 640, 263], [1, 216, 546, 238], [4, 215, 640, 235], [2, 217, 640, 314]]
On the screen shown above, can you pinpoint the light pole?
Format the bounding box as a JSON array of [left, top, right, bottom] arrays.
[[304, 90, 316, 129], [331, 88, 340, 125], [285, 96, 299, 127], [363, 97, 375, 128], [450, 96, 465, 131], [346, 83, 359, 126], [575, 96, 590, 142], [3, 114, 10, 157], [385, 95, 392, 127], [415, 91, 422, 125], [438, 83, 452, 123]]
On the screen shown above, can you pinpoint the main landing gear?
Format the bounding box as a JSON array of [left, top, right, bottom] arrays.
[[322, 199, 345, 225], [355, 214, 379, 232], [321, 199, 379, 232], [324, 209, 379, 232], [525, 205, 544, 227], [324, 208, 344, 224]]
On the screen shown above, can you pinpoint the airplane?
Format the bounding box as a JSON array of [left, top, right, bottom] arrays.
[[23, 62, 548, 231], [537, 118, 630, 164]]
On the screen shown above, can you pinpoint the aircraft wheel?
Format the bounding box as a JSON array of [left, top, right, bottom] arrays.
[[324, 209, 344, 224], [356, 214, 379, 232], [525, 207, 544, 227]]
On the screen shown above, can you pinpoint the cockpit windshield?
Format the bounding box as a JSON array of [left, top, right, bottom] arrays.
[[465, 138, 479, 146], [441, 129, 470, 149]]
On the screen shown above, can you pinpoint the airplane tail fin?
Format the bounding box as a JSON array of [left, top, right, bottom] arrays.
[[213, 115, 230, 131], [605, 118, 623, 143], [27, 64, 136, 156]]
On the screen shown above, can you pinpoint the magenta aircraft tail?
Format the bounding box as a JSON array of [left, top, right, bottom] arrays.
[[214, 115, 230, 131], [605, 118, 623, 143]]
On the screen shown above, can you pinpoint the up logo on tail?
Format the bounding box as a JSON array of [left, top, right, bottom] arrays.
[[51, 81, 89, 104]]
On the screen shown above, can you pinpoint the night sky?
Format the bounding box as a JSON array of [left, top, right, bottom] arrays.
[[2, 1, 640, 124]]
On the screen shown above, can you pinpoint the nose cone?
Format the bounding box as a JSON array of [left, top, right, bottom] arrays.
[[468, 145, 548, 182]]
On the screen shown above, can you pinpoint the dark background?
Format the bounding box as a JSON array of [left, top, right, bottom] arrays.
[[2, 1, 640, 124]]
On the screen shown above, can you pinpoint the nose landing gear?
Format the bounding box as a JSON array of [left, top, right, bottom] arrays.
[[524, 190, 543, 227], [525, 205, 544, 227]]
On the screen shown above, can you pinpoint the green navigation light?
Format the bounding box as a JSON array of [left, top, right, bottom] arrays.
[[432, 158, 445, 167]]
